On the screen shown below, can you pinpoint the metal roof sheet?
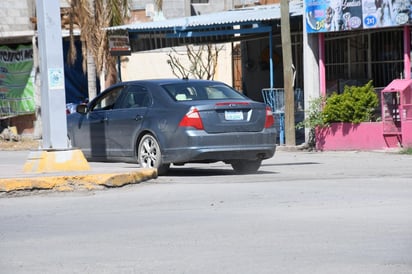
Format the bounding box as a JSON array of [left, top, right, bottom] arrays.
[[109, 1, 303, 31]]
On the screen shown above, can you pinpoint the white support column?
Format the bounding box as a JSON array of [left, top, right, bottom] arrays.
[[303, 12, 320, 143]]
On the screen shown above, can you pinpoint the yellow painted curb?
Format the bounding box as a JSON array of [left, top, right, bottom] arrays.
[[0, 168, 157, 192]]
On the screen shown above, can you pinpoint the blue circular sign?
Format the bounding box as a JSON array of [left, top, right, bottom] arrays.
[[364, 15, 377, 27]]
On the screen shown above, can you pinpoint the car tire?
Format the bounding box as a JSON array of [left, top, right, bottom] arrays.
[[231, 159, 262, 174], [138, 134, 170, 175]]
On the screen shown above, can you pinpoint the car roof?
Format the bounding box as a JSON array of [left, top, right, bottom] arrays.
[[115, 78, 224, 86]]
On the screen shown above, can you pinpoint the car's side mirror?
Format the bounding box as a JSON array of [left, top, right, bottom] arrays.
[[76, 103, 88, 114]]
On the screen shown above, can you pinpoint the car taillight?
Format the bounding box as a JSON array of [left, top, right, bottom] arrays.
[[264, 106, 275, 128], [178, 107, 204, 130]]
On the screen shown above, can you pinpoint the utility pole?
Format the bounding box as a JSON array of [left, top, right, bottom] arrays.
[[36, 0, 67, 149], [281, 0, 296, 146], [24, 0, 89, 173]]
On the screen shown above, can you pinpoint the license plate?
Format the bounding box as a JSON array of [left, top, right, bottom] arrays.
[[224, 110, 243, 120]]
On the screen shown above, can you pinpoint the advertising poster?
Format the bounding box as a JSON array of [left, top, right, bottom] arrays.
[[306, 0, 411, 33], [0, 45, 35, 116], [363, 0, 411, 28]]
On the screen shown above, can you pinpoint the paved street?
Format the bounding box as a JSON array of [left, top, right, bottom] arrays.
[[0, 149, 412, 273]]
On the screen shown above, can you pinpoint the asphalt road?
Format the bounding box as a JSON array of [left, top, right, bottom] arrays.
[[0, 149, 412, 274]]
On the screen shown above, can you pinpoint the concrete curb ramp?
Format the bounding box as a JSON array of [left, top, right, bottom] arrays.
[[0, 169, 158, 193], [23, 149, 91, 173]]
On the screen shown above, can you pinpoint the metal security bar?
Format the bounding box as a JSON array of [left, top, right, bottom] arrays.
[[325, 29, 404, 90], [261, 88, 304, 113], [261, 88, 304, 145], [261, 88, 285, 114]]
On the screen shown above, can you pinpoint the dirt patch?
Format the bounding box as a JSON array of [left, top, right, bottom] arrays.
[[0, 138, 40, 151]]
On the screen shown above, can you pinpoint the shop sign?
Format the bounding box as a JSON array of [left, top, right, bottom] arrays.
[[305, 0, 411, 33], [108, 35, 131, 56]]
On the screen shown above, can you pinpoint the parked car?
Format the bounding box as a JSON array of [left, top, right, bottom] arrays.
[[67, 79, 277, 175]]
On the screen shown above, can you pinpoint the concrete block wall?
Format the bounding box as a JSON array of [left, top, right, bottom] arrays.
[[0, 0, 35, 34], [128, 0, 277, 20], [190, 0, 226, 15], [163, 0, 188, 18]]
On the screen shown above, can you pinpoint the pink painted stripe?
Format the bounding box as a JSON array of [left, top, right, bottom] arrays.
[[404, 26, 411, 80], [318, 33, 326, 97]]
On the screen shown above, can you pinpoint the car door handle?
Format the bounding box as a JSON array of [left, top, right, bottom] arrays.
[[135, 115, 143, 121], [101, 117, 108, 122]]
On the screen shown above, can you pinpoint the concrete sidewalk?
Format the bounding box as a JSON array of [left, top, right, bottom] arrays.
[[0, 150, 157, 193]]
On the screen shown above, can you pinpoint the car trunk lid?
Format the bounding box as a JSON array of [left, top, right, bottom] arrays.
[[196, 101, 267, 133]]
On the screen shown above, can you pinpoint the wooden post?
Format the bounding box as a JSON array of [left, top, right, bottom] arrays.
[[281, 0, 296, 145]]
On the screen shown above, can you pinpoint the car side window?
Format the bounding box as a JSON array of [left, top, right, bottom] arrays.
[[92, 87, 123, 111], [115, 86, 151, 109]]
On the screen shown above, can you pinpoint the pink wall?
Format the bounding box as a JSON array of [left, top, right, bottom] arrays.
[[316, 122, 401, 151]]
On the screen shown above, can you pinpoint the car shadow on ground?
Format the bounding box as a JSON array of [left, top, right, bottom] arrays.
[[262, 161, 320, 167], [160, 161, 320, 177], [164, 166, 277, 177]]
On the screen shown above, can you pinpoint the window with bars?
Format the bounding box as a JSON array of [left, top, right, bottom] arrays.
[[325, 29, 404, 93]]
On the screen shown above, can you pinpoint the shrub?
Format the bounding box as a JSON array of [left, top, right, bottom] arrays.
[[400, 147, 412, 154], [296, 96, 324, 148], [322, 81, 379, 124], [296, 81, 379, 149]]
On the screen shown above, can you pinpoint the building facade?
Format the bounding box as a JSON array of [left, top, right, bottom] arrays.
[[1, 0, 36, 41]]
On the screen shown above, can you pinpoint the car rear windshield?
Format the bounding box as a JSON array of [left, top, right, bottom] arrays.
[[161, 82, 246, 101]]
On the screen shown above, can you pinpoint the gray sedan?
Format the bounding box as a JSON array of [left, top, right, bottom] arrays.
[[67, 79, 277, 175]]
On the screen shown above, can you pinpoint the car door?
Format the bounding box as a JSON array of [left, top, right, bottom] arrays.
[[105, 85, 151, 158], [72, 86, 124, 158]]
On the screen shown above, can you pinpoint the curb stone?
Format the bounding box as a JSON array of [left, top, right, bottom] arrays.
[[0, 168, 158, 193]]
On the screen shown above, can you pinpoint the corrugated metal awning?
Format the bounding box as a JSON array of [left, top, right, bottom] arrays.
[[109, 2, 303, 32], [108, 2, 303, 52]]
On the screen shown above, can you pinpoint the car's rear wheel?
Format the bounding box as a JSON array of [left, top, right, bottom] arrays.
[[231, 159, 262, 174], [138, 134, 169, 175]]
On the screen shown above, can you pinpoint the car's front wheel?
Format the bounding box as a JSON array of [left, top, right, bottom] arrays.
[[231, 159, 262, 174], [138, 134, 169, 175]]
